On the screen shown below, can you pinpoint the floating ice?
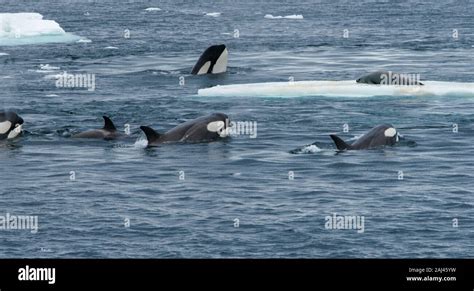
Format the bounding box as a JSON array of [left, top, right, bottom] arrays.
[[104, 46, 119, 50], [264, 14, 304, 19], [198, 80, 474, 98], [205, 12, 221, 17], [144, 7, 161, 11], [0, 52, 9, 56], [0, 13, 81, 46]]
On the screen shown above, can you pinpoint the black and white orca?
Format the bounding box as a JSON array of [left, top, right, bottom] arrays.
[[140, 113, 230, 147], [0, 111, 24, 140], [191, 44, 228, 75], [330, 124, 401, 151]]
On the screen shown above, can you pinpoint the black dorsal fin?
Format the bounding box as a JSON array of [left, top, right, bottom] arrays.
[[103, 116, 117, 131], [140, 126, 161, 143], [330, 135, 351, 151]]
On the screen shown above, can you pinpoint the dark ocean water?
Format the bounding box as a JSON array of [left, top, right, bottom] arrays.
[[0, 0, 473, 258]]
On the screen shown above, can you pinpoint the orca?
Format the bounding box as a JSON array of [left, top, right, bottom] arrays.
[[330, 124, 401, 151], [140, 113, 229, 147], [191, 44, 228, 75], [356, 71, 424, 85], [72, 116, 122, 140], [0, 111, 24, 140]]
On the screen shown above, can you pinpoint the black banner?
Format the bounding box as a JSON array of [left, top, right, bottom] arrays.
[[0, 259, 472, 290]]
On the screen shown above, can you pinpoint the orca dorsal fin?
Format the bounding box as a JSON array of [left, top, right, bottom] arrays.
[[330, 135, 351, 151], [103, 116, 117, 131], [140, 126, 161, 143]]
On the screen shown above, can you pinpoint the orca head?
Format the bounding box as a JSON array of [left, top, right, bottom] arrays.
[[206, 113, 230, 138], [0, 111, 24, 139], [191, 44, 228, 75]]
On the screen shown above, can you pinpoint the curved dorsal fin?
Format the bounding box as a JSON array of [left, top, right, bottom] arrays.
[[330, 135, 351, 151], [102, 116, 117, 131], [140, 126, 161, 143]]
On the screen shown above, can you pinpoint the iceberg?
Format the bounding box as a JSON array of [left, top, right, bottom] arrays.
[[0, 13, 81, 46], [198, 80, 474, 98]]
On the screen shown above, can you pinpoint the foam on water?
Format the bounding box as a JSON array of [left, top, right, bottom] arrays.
[[43, 73, 62, 80], [134, 137, 149, 148], [0, 13, 81, 46], [198, 80, 474, 98], [76, 38, 92, 43], [299, 144, 322, 153], [38, 64, 60, 73], [40, 64, 60, 70]]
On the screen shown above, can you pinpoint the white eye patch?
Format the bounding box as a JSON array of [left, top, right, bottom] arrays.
[[207, 121, 225, 132], [384, 127, 397, 137], [0, 121, 12, 134], [207, 120, 228, 137]]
